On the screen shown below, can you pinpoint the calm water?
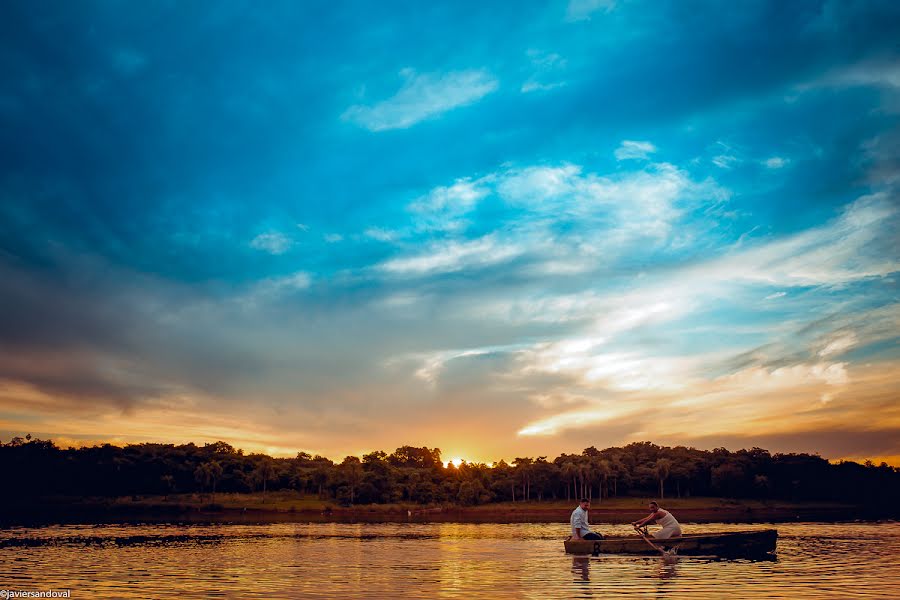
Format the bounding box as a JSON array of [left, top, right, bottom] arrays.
[[2, 522, 899, 598]]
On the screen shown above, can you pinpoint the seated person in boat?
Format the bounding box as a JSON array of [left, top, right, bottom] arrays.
[[570, 498, 603, 540], [631, 501, 682, 539]]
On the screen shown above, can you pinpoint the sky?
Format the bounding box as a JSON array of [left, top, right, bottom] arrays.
[[1, 0, 899, 465]]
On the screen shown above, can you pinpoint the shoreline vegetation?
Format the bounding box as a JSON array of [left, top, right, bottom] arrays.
[[3, 436, 898, 525], [11, 492, 883, 525]]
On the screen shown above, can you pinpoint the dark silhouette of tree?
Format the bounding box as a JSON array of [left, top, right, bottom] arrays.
[[655, 458, 672, 499], [194, 460, 223, 500], [341, 456, 364, 504], [1, 437, 898, 513], [558, 459, 578, 501], [161, 474, 175, 499]]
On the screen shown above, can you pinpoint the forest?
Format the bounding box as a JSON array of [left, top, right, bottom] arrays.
[[2, 436, 898, 507]]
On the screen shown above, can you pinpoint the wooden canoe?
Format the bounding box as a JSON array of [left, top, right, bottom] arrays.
[[564, 529, 777, 557]]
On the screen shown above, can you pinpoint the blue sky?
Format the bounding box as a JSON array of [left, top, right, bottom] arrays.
[[1, 0, 898, 462]]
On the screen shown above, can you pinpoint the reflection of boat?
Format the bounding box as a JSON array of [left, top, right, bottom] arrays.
[[564, 529, 777, 557]]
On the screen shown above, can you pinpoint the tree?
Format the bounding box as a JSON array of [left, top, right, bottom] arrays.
[[514, 457, 534, 501], [161, 474, 175, 499], [3, 437, 900, 511], [363, 450, 388, 465], [388, 446, 442, 469], [593, 458, 611, 503], [608, 456, 625, 498], [194, 460, 223, 500], [341, 456, 364, 503], [560, 461, 578, 501], [711, 462, 746, 497], [249, 458, 276, 495], [311, 465, 330, 498], [457, 480, 491, 505], [655, 458, 672, 499]]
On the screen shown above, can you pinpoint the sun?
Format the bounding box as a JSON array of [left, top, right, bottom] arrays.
[[445, 457, 464, 468]]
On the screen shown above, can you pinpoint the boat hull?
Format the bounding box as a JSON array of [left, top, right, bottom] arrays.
[[564, 529, 777, 557]]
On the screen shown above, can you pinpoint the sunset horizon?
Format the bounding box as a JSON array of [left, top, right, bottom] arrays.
[[7, 434, 900, 470]]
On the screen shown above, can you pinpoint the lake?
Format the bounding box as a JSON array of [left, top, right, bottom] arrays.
[[2, 522, 898, 598]]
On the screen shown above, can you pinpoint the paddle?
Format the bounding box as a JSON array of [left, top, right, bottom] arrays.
[[633, 524, 672, 556]]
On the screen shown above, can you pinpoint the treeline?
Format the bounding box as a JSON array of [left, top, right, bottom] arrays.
[[2, 436, 898, 506]]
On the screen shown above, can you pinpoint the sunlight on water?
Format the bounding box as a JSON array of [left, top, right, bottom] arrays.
[[2, 522, 899, 598]]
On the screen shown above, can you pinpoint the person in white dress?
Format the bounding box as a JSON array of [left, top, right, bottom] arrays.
[[631, 501, 682, 539]]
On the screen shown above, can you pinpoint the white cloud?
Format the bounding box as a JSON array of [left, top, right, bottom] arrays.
[[250, 231, 293, 255], [519, 405, 632, 436], [378, 235, 523, 276], [381, 157, 729, 283], [521, 80, 568, 93], [796, 61, 900, 114], [697, 193, 898, 287], [408, 343, 525, 386], [517, 359, 854, 438], [712, 154, 740, 169], [368, 148, 897, 446], [502, 192, 898, 439], [615, 140, 657, 161], [342, 69, 498, 131], [818, 333, 858, 357], [324, 233, 343, 243], [408, 178, 489, 231], [522, 50, 568, 93], [236, 271, 312, 309], [364, 227, 398, 242], [566, 0, 616, 22], [718, 362, 849, 389], [526, 345, 694, 392], [764, 156, 788, 169], [496, 162, 727, 243], [823, 61, 900, 90], [254, 271, 310, 293]]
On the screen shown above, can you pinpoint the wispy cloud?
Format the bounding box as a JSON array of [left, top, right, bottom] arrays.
[[364, 227, 399, 242], [815, 61, 900, 90], [565, 0, 616, 22], [408, 178, 489, 232], [494, 161, 728, 242], [818, 333, 858, 358], [343, 68, 498, 131], [508, 192, 899, 439], [378, 154, 730, 287], [615, 140, 657, 161], [521, 49, 568, 93], [712, 154, 740, 169], [249, 231, 293, 254], [378, 235, 523, 276], [697, 193, 898, 287]]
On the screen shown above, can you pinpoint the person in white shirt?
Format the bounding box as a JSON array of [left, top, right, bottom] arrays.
[[570, 498, 603, 540], [631, 501, 682, 539]]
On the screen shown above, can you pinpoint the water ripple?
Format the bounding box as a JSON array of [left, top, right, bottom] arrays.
[[1, 522, 898, 598]]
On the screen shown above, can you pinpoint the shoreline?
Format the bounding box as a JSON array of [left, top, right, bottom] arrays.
[[2, 494, 893, 526]]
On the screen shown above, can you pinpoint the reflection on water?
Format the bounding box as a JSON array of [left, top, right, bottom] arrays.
[[571, 556, 590, 582], [656, 556, 679, 579], [2, 522, 899, 598]]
